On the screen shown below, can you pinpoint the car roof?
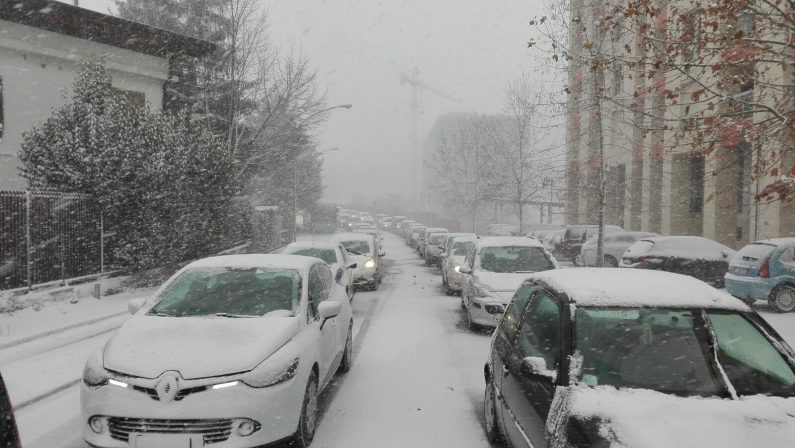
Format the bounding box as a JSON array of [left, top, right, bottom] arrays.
[[527, 268, 749, 310], [752, 238, 795, 246], [283, 242, 341, 251], [186, 254, 320, 271], [475, 236, 544, 248]]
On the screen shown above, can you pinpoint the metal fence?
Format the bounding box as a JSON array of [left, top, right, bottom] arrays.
[[0, 191, 114, 291]]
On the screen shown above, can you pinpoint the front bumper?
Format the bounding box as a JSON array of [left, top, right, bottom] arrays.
[[725, 273, 772, 302], [353, 266, 378, 285], [81, 372, 306, 448], [447, 269, 463, 290]]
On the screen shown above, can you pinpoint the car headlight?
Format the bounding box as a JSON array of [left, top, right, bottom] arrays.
[[364, 259, 376, 269], [454, 265, 461, 273], [83, 349, 110, 388], [242, 344, 300, 388]]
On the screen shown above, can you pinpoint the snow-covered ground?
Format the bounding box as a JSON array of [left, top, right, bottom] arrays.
[[1, 232, 794, 447]]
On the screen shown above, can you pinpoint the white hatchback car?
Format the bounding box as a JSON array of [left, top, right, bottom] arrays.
[[282, 242, 357, 300], [460, 237, 558, 330], [330, 233, 385, 291], [81, 255, 353, 448]]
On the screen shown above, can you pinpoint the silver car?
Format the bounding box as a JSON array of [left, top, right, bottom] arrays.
[[580, 231, 657, 267]]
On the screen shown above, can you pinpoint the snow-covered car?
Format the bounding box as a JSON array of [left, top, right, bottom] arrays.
[[418, 227, 448, 257], [423, 231, 448, 266], [484, 268, 795, 448], [580, 231, 657, 267], [407, 225, 426, 248], [460, 236, 557, 330], [330, 233, 385, 291], [725, 238, 795, 311], [441, 235, 476, 294], [621, 236, 736, 287], [282, 242, 357, 300], [81, 255, 353, 448], [561, 224, 624, 264], [0, 373, 21, 448]]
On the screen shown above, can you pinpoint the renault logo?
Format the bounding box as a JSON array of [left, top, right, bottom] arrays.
[[155, 372, 181, 403]]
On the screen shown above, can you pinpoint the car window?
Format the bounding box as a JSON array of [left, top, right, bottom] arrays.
[[779, 246, 794, 264], [515, 290, 560, 370], [498, 284, 536, 343], [567, 227, 584, 239], [708, 312, 795, 397], [476, 246, 553, 273], [307, 265, 327, 319], [289, 248, 338, 265], [340, 239, 371, 255], [453, 241, 473, 256], [317, 264, 335, 298], [736, 242, 777, 262], [149, 267, 300, 317], [575, 308, 721, 396]]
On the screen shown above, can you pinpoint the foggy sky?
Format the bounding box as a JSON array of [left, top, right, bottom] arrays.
[[68, 0, 550, 207]]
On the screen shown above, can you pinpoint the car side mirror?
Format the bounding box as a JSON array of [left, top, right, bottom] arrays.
[[347, 262, 358, 269], [378, 251, 386, 257], [520, 356, 556, 381], [458, 266, 472, 275], [335, 269, 343, 283], [318, 301, 342, 329], [128, 298, 146, 315]]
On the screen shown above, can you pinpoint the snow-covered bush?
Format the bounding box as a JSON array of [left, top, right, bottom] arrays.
[[19, 58, 235, 271]]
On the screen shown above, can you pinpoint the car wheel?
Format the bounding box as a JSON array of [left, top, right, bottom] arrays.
[[338, 323, 353, 373], [604, 255, 618, 268], [772, 286, 795, 313], [484, 380, 503, 442], [293, 370, 319, 448], [573, 254, 583, 266]]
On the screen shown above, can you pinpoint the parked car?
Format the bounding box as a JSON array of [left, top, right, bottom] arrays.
[[0, 373, 21, 448], [580, 231, 657, 267], [620, 236, 736, 287], [543, 229, 565, 257], [407, 225, 426, 248], [330, 233, 385, 291], [418, 227, 448, 257], [282, 242, 357, 300], [438, 232, 477, 274], [441, 235, 476, 294], [423, 231, 449, 266], [725, 238, 795, 312], [484, 268, 795, 448], [391, 216, 407, 233], [82, 255, 353, 448], [460, 236, 558, 330], [561, 224, 624, 264]]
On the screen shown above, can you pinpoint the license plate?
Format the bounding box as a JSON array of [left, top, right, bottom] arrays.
[[133, 434, 200, 448]]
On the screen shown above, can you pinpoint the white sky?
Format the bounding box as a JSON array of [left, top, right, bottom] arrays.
[[68, 0, 553, 208]]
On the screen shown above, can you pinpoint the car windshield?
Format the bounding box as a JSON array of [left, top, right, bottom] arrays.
[[340, 240, 371, 255], [477, 246, 553, 273], [149, 268, 300, 317], [288, 248, 338, 264], [429, 234, 446, 245], [576, 308, 722, 396], [453, 241, 473, 256]]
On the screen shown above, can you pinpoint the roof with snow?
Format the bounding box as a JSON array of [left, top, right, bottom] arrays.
[[475, 236, 545, 248], [283, 242, 341, 251], [0, 0, 216, 58], [331, 233, 374, 242], [528, 268, 750, 310], [185, 254, 321, 272]]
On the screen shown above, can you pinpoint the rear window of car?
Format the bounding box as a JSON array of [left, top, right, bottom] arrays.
[[736, 243, 777, 262], [626, 240, 654, 254], [453, 241, 473, 256], [566, 227, 584, 239], [290, 248, 338, 264], [477, 246, 554, 273]]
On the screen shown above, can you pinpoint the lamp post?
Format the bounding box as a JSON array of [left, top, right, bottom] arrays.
[[292, 103, 350, 242]]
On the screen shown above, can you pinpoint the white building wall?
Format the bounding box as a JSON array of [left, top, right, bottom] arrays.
[[0, 20, 170, 189]]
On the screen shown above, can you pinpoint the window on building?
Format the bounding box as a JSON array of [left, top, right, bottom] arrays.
[[689, 154, 705, 215]]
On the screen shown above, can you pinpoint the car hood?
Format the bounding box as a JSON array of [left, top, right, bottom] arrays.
[[104, 315, 300, 379], [474, 271, 531, 293], [559, 386, 795, 448]]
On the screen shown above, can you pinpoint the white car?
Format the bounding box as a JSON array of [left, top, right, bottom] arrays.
[[460, 237, 558, 330], [81, 255, 353, 448], [283, 242, 357, 300], [331, 233, 385, 291], [580, 231, 657, 267], [441, 235, 476, 294]]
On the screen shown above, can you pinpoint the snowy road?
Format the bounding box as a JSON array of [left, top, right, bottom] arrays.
[[3, 232, 795, 447]]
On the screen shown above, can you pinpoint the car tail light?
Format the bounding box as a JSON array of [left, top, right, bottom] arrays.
[[759, 256, 771, 278]]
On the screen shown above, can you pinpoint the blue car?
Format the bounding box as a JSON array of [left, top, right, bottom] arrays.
[[725, 238, 795, 312]]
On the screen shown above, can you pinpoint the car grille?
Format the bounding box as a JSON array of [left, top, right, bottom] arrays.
[[108, 417, 233, 445], [132, 385, 208, 401]]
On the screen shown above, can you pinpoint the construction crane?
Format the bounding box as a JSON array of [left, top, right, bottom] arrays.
[[399, 67, 461, 209]]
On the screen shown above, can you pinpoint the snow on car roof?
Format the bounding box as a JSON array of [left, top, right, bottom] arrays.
[[331, 232, 374, 242], [528, 268, 749, 310], [565, 386, 795, 448], [283, 242, 340, 251], [475, 236, 545, 248], [186, 254, 320, 271], [755, 238, 795, 246]]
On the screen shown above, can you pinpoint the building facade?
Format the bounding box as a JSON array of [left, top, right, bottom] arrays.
[[0, 0, 214, 189]]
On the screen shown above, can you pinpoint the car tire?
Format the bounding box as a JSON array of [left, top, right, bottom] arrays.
[[338, 323, 353, 373], [484, 380, 503, 443], [292, 370, 319, 448], [604, 255, 618, 268], [771, 285, 795, 313], [573, 253, 583, 266]]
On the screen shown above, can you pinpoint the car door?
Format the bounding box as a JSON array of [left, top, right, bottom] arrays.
[[337, 246, 354, 290], [308, 264, 337, 385], [320, 264, 350, 360], [500, 288, 562, 448], [461, 246, 477, 305]]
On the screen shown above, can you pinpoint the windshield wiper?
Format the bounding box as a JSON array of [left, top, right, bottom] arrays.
[[147, 311, 174, 317], [348, 250, 364, 256], [214, 313, 257, 318]]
